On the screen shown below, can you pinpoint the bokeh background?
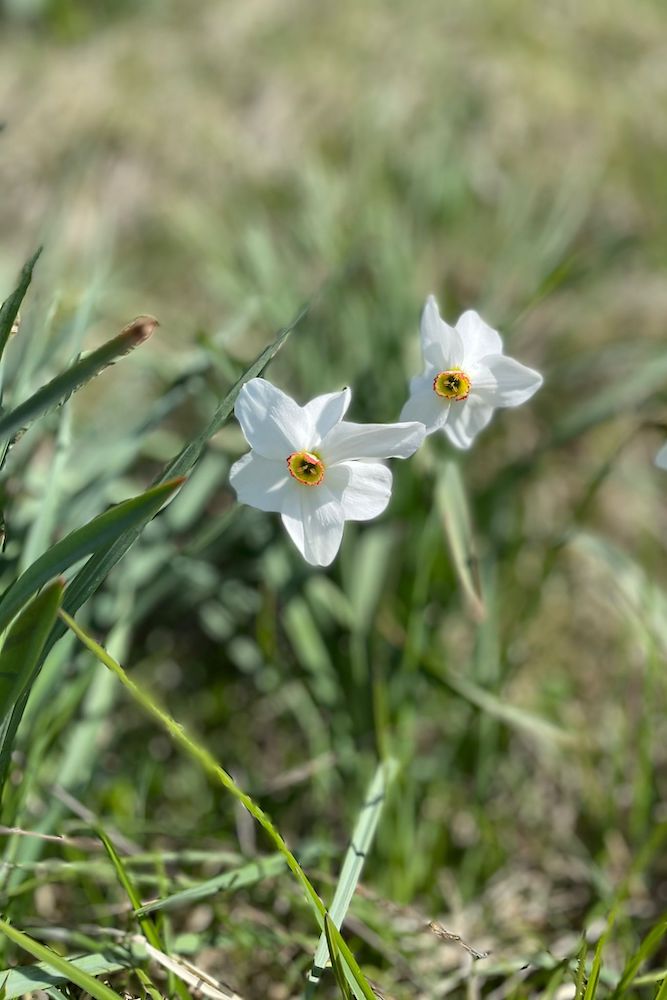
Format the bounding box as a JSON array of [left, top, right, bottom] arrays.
[[2, 1, 667, 997]]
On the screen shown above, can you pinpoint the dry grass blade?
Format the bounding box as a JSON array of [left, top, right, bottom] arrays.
[[135, 936, 245, 1000]]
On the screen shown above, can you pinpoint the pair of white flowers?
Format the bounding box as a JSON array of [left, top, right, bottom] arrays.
[[230, 296, 543, 566]]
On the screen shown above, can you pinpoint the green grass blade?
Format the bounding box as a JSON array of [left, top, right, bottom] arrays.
[[60, 609, 376, 999], [0, 918, 125, 1000], [583, 925, 609, 1000], [0, 478, 183, 636], [324, 915, 353, 1000], [96, 827, 163, 952], [136, 846, 323, 916], [0, 578, 64, 723], [59, 608, 327, 921], [309, 759, 398, 989], [436, 462, 485, 621], [0, 948, 136, 999], [655, 974, 667, 1000], [574, 939, 588, 1000], [0, 248, 42, 363], [0, 316, 158, 443], [612, 913, 667, 996]]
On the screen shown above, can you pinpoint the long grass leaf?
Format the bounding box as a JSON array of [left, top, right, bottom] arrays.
[[0, 248, 42, 363], [612, 913, 667, 996], [136, 846, 323, 916], [96, 827, 163, 952], [436, 462, 485, 621], [324, 916, 353, 1000], [0, 478, 183, 636], [59, 609, 326, 918], [309, 760, 397, 988], [0, 918, 125, 1000], [0, 316, 157, 443], [0, 578, 64, 723], [0, 948, 134, 999], [60, 610, 377, 1000]]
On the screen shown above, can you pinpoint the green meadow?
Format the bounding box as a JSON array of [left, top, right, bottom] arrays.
[[1, 1, 667, 997]]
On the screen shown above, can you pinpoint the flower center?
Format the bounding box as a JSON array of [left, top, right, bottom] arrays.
[[433, 368, 471, 401], [287, 450, 325, 486]]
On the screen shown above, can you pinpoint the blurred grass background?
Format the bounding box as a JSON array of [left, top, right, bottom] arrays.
[[2, 0, 667, 997]]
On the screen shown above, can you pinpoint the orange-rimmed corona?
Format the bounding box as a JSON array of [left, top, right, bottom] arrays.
[[287, 450, 325, 486], [433, 368, 471, 401]]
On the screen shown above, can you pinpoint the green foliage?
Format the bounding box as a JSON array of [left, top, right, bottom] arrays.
[[1, 1, 667, 997], [0, 577, 63, 725]]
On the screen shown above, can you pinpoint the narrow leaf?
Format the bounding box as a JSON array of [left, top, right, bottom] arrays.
[[436, 463, 485, 621], [0, 316, 158, 443], [0, 578, 64, 723], [0, 918, 125, 1000], [60, 609, 377, 999], [0, 948, 134, 999], [136, 846, 323, 916], [309, 760, 397, 987], [324, 916, 353, 1000], [0, 478, 183, 636], [0, 247, 42, 362], [96, 827, 163, 952]]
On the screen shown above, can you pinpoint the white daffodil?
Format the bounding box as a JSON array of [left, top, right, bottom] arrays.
[[229, 378, 425, 567], [656, 444, 667, 471], [400, 295, 543, 449]]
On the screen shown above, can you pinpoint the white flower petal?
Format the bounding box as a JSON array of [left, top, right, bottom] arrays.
[[656, 443, 667, 470], [326, 461, 392, 521], [229, 451, 292, 512], [322, 420, 425, 463], [456, 310, 503, 361], [443, 396, 495, 450], [235, 378, 312, 458], [400, 375, 450, 435], [420, 295, 464, 369], [280, 488, 305, 557], [302, 387, 351, 444], [281, 486, 345, 566], [477, 354, 543, 407]]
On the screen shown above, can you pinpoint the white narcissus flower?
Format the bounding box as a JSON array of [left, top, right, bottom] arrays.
[[229, 378, 425, 567], [400, 295, 543, 449], [656, 444, 667, 470]]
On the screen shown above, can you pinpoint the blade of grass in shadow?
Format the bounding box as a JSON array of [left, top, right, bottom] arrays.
[[0, 247, 42, 363], [0, 481, 183, 795], [611, 912, 667, 997], [0, 918, 125, 1000], [0, 578, 64, 724], [0, 316, 158, 444], [583, 909, 616, 1000], [59, 609, 377, 1000], [0, 478, 183, 636], [307, 759, 398, 993], [574, 939, 588, 1000]]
